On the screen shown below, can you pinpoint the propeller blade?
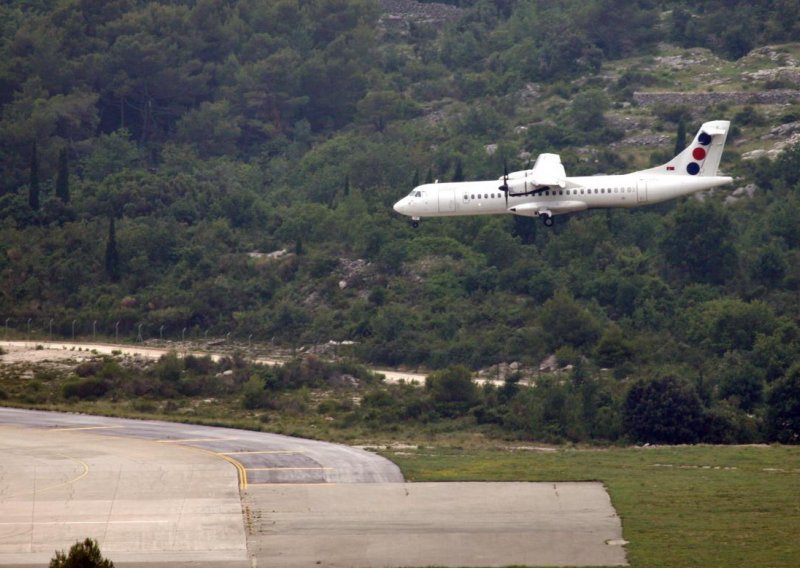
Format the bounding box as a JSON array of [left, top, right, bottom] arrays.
[[500, 160, 509, 207]]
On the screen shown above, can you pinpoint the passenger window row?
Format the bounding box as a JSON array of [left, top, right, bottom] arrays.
[[464, 187, 635, 199]]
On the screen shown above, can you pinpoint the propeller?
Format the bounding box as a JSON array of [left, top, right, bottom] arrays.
[[499, 160, 509, 207]]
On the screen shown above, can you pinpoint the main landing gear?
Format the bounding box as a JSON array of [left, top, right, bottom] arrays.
[[541, 213, 554, 227]]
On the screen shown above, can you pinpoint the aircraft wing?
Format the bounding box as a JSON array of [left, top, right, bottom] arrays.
[[528, 153, 566, 188], [506, 153, 567, 194]]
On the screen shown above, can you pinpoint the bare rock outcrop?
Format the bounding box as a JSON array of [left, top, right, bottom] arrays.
[[380, 0, 464, 30]]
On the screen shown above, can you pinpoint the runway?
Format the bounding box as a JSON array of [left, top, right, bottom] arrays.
[[0, 424, 247, 567], [0, 407, 403, 487], [0, 408, 627, 567]]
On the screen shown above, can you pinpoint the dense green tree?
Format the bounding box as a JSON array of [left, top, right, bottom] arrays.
[[686, 299, 775, 355], [539, 290, 601, 350], [104, 216, 120, 282], [715, 352, 764, 413], [55, 147, 69, 203], [750, 244, 787, 286], [623, 376, 706, 444], [28, 141, 39, 210], [425, 365, 479, 417], [660, 201, 738, 285], [452, 158, 464, 182], [569, 89, 608, 131], [593, 325, 633, 368], [752, 320, 800, 382], [50, 538, 114, 568], [766, 364, 800, 444]]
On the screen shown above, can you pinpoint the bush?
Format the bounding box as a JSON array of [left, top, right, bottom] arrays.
[[74, 361, 102, 377], [155, 352, 183, 382], [63, 377, 109, 400], [425, 365, 479, 418], [184, 354, 215, 375], [131, 399, 157, 413], [242, 375, 268, 410], [50, 538, 114, 568]]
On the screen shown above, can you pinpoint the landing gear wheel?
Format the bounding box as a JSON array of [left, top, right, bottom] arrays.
[[411, 220, 420, 229], [542, 214, 554, 227]]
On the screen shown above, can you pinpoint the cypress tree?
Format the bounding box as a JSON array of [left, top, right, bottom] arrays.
[[56, 148, 69, 203], [452, 159, 464, 182], [674, 117, 687, 155], [105, 217, 120, 282], [29, 142, 40, 210]]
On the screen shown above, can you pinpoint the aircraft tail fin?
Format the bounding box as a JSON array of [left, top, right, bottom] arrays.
[[640, 120, 730, 177]]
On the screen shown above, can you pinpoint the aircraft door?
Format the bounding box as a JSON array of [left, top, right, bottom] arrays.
[[438, 189, 456, 213], [637, 179, 648, 203]]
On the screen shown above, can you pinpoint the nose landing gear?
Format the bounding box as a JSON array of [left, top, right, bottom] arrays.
[[411, 217, 420, 229]]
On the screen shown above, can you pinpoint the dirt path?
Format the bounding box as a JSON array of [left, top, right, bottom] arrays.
[[0, 340, 430, 384]]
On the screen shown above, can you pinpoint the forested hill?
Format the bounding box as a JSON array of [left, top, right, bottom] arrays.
[[1, 1, 800, 441]]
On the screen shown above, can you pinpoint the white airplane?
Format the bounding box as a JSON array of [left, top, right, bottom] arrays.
[[394, 120, 732, 227]]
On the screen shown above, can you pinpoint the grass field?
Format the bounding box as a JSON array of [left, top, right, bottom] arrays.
[[385, 445, 800, 567]]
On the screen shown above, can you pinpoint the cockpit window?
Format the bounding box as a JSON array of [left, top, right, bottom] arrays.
[[414, 191, 423, 197]]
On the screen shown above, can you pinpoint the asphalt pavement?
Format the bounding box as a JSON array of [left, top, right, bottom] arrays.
[[0, 407, 626, 567]]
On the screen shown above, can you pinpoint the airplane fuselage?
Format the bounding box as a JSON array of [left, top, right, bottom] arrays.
[[395, 173, 733, 219], [394, 120, 733, 226]]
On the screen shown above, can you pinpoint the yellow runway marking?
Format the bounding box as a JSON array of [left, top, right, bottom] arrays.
[[186, 446, 248, 491], [220, 450, 304, 455], [246, 467, 333, 471], [0, 520, 169, 526], [248, 482, 336, 487], [155, 437, 239, 443], [50, 425, 125, 432], [3, 454, 89, 500]]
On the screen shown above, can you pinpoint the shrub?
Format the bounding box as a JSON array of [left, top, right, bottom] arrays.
[[242, 375, 268, 410], [131, 399, 157, 413], [75, 361, 102, 377], [50, 538, 114, 568], [63, 377, 109, 400], [425, 365, 479, 418], [155, 352, 183, 382]]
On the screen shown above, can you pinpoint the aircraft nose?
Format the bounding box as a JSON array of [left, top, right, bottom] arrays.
[[393, 197, 409, 216]]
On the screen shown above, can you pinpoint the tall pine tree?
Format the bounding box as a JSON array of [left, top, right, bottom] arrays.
[[56, 148, 69, 203], [105, 216, 120, 282], [29, 142, 40, 210], [452, 159, 464, 182], [674, 117, 687, 155]]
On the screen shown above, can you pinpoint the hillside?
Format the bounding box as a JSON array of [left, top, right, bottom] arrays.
[[1, 0, 800, 444]]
